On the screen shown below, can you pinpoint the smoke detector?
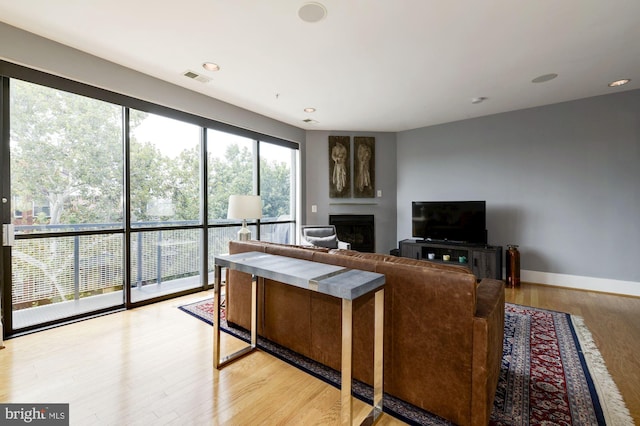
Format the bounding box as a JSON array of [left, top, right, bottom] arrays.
[[182, 70, 211, 83]]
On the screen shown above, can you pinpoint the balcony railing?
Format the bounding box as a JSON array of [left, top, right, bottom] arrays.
[[11, 220, 293, 312]]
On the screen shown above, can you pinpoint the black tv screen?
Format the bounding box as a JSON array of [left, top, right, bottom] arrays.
[[412, 201, 487, 244]]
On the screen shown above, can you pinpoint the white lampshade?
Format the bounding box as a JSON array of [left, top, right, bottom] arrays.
[[228, 195, 262, 241], [227, 195, 262, 220]]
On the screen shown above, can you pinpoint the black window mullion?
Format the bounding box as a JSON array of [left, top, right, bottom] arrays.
[[200, 127, 209, 288], [123, 107, 132, 307], [255, 140, 261, 240], [1, 75, 13, 335]]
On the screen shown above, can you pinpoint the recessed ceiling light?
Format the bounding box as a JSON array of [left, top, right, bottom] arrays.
[[471, 97, 487, 104], [531, 73, 558, 83], [298, 2, 327, 23], [608, 79, 630, 87], [202, 62, 220, 72], [304, 107, 316, 113]]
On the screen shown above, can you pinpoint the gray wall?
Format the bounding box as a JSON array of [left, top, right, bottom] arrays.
[[397, 90, 640, 284], [304, 131, 397, 254]]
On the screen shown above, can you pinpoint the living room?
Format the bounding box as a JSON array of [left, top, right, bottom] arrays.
[[1, 2, 640, 424], [2, 10, 639, 299]]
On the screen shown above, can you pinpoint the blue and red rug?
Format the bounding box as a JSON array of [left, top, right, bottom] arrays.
[[179, 299, 632, 425]]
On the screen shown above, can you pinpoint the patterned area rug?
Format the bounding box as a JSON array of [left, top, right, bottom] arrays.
[[179, 299, 632, 425]]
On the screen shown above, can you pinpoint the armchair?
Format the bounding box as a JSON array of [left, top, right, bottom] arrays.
[[300, 225, 351, 249]]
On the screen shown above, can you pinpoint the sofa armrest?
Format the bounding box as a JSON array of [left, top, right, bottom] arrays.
[[471, 278, 505, 426]]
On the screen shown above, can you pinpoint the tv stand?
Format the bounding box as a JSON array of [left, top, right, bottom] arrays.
[[399, 239, 502, 280]]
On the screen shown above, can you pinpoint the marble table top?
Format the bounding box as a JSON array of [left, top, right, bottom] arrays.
[[214, 251, 385, 300]]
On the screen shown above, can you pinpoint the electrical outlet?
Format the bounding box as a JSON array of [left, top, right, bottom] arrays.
[[311, 205, 317, 213]]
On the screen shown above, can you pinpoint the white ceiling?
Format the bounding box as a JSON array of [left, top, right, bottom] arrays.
[[1, 1, 639, 132]]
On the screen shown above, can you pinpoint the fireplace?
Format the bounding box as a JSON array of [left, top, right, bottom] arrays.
[[329, 214, 375, 253]]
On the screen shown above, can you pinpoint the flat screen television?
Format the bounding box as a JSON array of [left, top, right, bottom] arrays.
[[412, 201, 487, 244]]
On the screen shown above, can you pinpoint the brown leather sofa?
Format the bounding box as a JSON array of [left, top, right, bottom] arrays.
[[225, 240, 505, 426]]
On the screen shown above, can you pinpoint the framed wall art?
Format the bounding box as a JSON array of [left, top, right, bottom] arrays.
[[354, 136, 375, 198], [329, 136, 351, 198]]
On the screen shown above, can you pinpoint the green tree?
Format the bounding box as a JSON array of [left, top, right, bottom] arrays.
[[10, 79, 292, 228], [261, 158, 291, 219], [128, 138, 173, 222], [171, 145, 201, 221], [10, 80, 146, 226], [207, 144, 253, 221]]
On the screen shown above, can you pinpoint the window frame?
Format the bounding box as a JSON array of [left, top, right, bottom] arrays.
[[0, 60, 299, 336]]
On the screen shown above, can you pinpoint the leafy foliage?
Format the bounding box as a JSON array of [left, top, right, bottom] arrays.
[[10, 80, 293, 227], [10, 80, 125, 224]]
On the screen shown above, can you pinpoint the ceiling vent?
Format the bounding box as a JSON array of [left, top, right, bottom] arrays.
[[183, 70, 211, 83], [302, 118, 319, 124]]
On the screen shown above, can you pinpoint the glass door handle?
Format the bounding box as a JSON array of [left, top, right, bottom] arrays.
[[2, 224, 14, 246]]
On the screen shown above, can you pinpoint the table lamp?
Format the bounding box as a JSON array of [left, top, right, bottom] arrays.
[[227, 195, 262, 241]]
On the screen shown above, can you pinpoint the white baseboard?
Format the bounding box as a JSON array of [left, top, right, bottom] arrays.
[[520, 269, 640, 297]]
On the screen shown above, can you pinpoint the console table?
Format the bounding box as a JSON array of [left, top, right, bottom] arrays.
[[213, 251, 386, 425]]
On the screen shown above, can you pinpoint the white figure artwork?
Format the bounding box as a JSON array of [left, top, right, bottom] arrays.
[[331, 141, 348, 193], [356, 143, 371, 192]]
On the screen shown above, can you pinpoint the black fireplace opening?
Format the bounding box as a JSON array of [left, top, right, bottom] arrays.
[[329, 214, 375, 253]]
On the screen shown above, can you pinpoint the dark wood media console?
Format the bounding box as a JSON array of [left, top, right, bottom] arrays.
[[399, 239, 503, 280]]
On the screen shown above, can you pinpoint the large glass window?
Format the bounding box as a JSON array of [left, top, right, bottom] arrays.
[[9, 79, 125, 328], [260, 142, 296, 244], [130, 111, 201, 227], [1, 66, 299, 335], [206, 129, 256, 224], [10, 79, 124, 232], [128, 111, 203, 301], [206, 129, 257, 269]]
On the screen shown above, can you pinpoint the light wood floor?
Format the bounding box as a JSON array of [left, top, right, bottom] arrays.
[[1, 283, 638, 425]]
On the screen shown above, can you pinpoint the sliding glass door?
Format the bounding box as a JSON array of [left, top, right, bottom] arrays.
[[129, 111, 203, 302], [259, 141, 297, 244], [0, 62, 299, 337], [8, 79, 125, 330], [206, 129, 257, 273]]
